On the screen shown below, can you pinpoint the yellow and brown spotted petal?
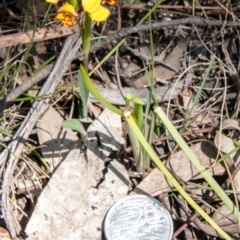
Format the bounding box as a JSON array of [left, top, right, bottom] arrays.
[[55, 12, 75, 27], [61, 18, 75, 27], [102, 0, 117, 5], [88, 5, 110, 22], [57, 2, 78, 17]]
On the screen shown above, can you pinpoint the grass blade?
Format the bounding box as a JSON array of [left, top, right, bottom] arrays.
[[155, 106, 239, 220], [124, 111, 232, 240]]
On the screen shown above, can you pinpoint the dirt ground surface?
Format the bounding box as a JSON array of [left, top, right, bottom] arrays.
[[0, 0, 240, 239]]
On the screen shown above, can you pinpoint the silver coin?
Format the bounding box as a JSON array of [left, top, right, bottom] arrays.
[[103, 195, 173, 240]]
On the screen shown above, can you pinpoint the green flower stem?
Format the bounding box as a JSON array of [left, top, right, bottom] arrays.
[[80, 66, 122, 116], [154, 106, 239, 220], [83, 14, 91, 71], [80, 0, 164, 113], [88, 0, 164, 77], [124, 111, 232, 240], [69, 0, 80, 10]]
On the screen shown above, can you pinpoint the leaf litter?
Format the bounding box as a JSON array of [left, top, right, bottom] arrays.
[[0, 0, 240, 239]]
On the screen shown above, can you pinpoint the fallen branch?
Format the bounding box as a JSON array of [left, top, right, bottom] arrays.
[[0, 24, 79, 48]]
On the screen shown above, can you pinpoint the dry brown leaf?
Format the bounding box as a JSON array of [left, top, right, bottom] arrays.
[[214, 121, 240, 201], [214, 132, 235, 157], [0, 226, 11, 240], [133, 142, 224, 196], [212, 205, 238, 227], [194, 114, 215, 125], [134, 37, 187, 88], [222, 119, 240, 130], [233, 170, 240, 201], [181, 88, 193, 110], [154, 37, 187, 81]]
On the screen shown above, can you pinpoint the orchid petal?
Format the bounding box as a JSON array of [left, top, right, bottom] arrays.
[[88, 5, 110, 22], [82, 0, 101, 13], [58, 2, 79, 17]]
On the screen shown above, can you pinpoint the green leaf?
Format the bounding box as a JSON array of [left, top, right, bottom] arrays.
[[124, 111, 232, 240], [80, 66, 122, 116], [61, 119, 87, 140], [125, 94, 144, 129], [78, 69, 89, 118], [125, 93, 144, 172], [133, 104, 143, 130], [126, 122, 143, 172], [155, 106, 239, 220], [125, 94, 144, 106]]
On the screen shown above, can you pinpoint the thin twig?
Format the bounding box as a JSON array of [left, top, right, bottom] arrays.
[[152, 127, 213, 143]]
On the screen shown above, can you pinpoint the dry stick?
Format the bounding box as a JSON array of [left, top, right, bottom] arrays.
[[173, 212, 199, 238], [122, 3, 240, 13], [1, 17, 240, 112], [1, 33, 81, 239], [152, 126, 213, 143], [0, 24, 79, 48], [78, 17, 240, 57]]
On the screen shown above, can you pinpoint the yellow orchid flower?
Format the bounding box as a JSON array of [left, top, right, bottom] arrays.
[[57, 2, 78, 17], [55, 2, 79, 27], [82, 0, 114, 22], [45, 0, 115, 23], [45, 0, 59, 3], [82, 0, 101, 13], [88, 5, 110, 22]]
